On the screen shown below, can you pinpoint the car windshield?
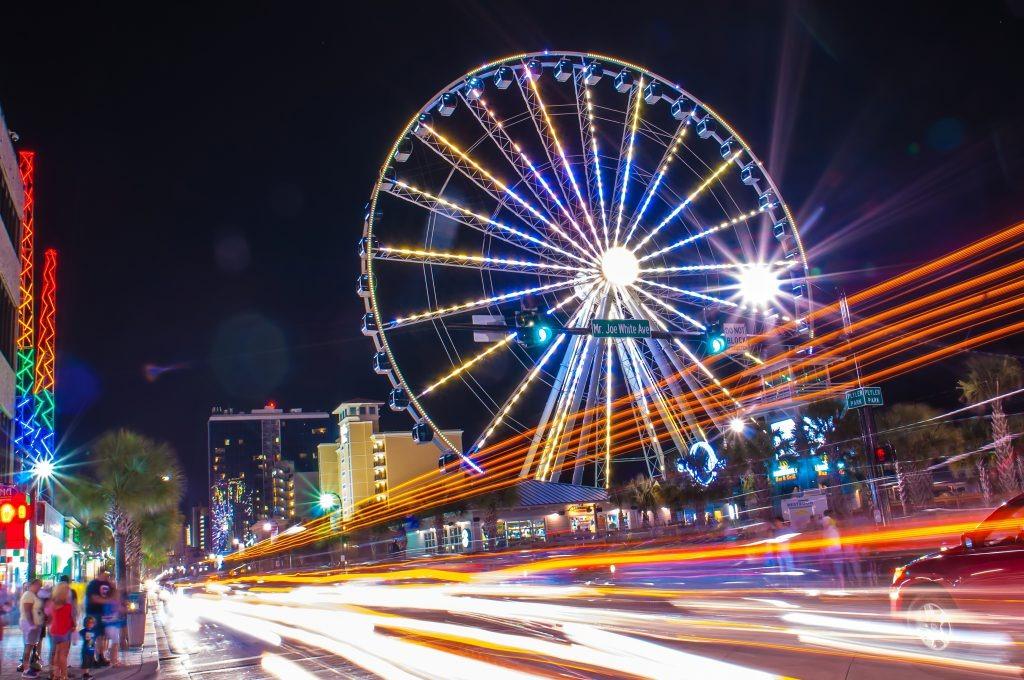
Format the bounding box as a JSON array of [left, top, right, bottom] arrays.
[[974, 496, 1024, 547]]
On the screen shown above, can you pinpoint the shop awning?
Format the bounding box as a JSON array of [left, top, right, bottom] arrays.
[[514, 480, 608, 507]]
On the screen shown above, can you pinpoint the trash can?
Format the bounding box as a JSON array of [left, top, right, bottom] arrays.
[[125, 591, 147, 648]]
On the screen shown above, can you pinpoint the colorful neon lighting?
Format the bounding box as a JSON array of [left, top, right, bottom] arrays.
[[14, 151, 37, 459], [32, 249, 57, 457]]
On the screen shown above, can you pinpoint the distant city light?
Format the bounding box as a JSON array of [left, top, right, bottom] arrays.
[[262, 521, 273, 532]]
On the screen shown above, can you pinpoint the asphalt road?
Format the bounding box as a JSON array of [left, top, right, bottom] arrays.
[[158, 544, 1022, 679]]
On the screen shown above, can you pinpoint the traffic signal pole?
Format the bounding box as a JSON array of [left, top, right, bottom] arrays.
[[858, 405, 892, 526]]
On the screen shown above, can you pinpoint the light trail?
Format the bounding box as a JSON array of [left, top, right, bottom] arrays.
[[232, 220, 1024, 558]]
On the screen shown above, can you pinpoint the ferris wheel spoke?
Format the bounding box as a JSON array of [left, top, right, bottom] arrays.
[[615, 290, 692, 450], [611, 336, 668, 478], [470, 284, 599, 459], [418, 332, 518, 398], [460, 94, 568, 226], [597, 337, 614, 488], [374, 245, 596, 278], [517, 65, 603, 251], [384, 180, 592, 267], [545, 280, 599, 315], [637, 278, 738, 309], [628, 284, 706, 331], [383, 275, 597, 330], [416, 123, 600, 264], [461, 95, 601, 260], [640, 260, 787, 276], [574, 69, 610, 246], [632, 150, 744, 255], [536, 334, 597, 482], [469, 333, 568, 456], [630, 297, 736, 434], [518, 288, 602, 477], [638, 206, 767, 263], [611, 76, 644, 245], [622, 117, 692, 247]]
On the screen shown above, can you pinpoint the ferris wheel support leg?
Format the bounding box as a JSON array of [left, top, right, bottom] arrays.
[[519, 333, 584, 479], [613, 338, 668, 479], [569, 341, 605, 485], [545, 336, 600, 483]]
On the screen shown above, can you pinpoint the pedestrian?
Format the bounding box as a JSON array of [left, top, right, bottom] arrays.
[[102, 582, 124, 667], [18, 579, 44, 678], [79, 616, 98, 679], [822, 510, 845, 590], [771, 517, 796, 582], [45, 583, 75, 680], [84, 569, 114, 667]]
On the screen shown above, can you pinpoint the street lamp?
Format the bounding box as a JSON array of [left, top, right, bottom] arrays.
[[318, 492, 338, 511], [28, 457, 56, 580]]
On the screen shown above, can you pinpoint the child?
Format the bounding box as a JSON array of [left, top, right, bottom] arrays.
[[80, 616, 98, 679], [45, 583, 75, 680]]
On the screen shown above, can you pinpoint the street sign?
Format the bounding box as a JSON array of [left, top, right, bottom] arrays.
[[722, 322, 748, 345], [591, 319, 652, 338], [845, 386, 883, 410]]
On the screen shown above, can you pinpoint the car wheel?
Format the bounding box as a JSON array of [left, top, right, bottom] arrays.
[[907, 593, 955, 651]]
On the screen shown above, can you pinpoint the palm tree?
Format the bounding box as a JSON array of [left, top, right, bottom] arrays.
[[476, 486, 519, 549], [958, 355, 1023, 496], [726, 422, 777, 519], [607, 485, 630, 531], [877, 403, 963, 513], [627, 475, 658, 528], [64, 429, 183, 590]]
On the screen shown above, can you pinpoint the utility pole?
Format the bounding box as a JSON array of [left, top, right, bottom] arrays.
[[840, 291, 891, 526]]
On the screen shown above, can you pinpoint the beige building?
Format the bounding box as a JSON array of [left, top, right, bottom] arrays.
[[319, 400, 462, 520]]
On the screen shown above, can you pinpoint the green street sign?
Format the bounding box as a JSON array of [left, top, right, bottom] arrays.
[[845, 386, 883, 410], [591, 319, 652, 338]]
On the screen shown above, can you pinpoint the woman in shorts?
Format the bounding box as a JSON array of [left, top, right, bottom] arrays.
[[45, 583, 76, 680]]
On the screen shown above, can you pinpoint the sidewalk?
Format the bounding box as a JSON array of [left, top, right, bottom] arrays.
[[0, 616, 158, 680]]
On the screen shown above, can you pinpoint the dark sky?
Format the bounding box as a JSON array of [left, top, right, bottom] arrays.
[[1, 1, 1022, 509]]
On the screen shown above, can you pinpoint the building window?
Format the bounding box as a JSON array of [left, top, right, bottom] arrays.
[[424, 529, 436, 551]]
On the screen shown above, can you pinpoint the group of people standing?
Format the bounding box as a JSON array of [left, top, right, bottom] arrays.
[[8, 569, 125, 679]]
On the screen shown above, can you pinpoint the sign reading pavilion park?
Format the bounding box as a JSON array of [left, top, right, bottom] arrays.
[[590, 319, 652, 339]]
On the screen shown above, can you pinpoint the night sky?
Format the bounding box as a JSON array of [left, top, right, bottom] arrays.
[[1, 2, 1022, 510]]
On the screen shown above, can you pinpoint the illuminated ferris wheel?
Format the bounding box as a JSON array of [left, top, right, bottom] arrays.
[[359, 52, 812, 488]]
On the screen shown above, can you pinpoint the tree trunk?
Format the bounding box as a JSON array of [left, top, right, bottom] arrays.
[[433, 513, 446, 553], [114, 530, 128, 588], [909, 462, 934, 509], [976, 458, 992, 505], [894, 461, 911, 515], [991, 398, 1016, 496]]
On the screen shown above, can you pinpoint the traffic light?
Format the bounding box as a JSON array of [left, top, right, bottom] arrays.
[[509, 308, 556, 348], [873, 443, 895, 470], [705, 323, 728, 355]]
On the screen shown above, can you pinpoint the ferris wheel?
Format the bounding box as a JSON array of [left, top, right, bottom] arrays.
[[359, 52, 812, 488]]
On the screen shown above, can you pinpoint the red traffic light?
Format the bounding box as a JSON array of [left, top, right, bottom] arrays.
[[874, 445, 893, 464]]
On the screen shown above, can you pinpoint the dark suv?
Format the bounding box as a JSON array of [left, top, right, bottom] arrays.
[[890, 493, 1024, 650]]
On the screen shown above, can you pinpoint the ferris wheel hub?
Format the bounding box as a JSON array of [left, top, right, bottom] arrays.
[[600, 246, 640, 287]]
